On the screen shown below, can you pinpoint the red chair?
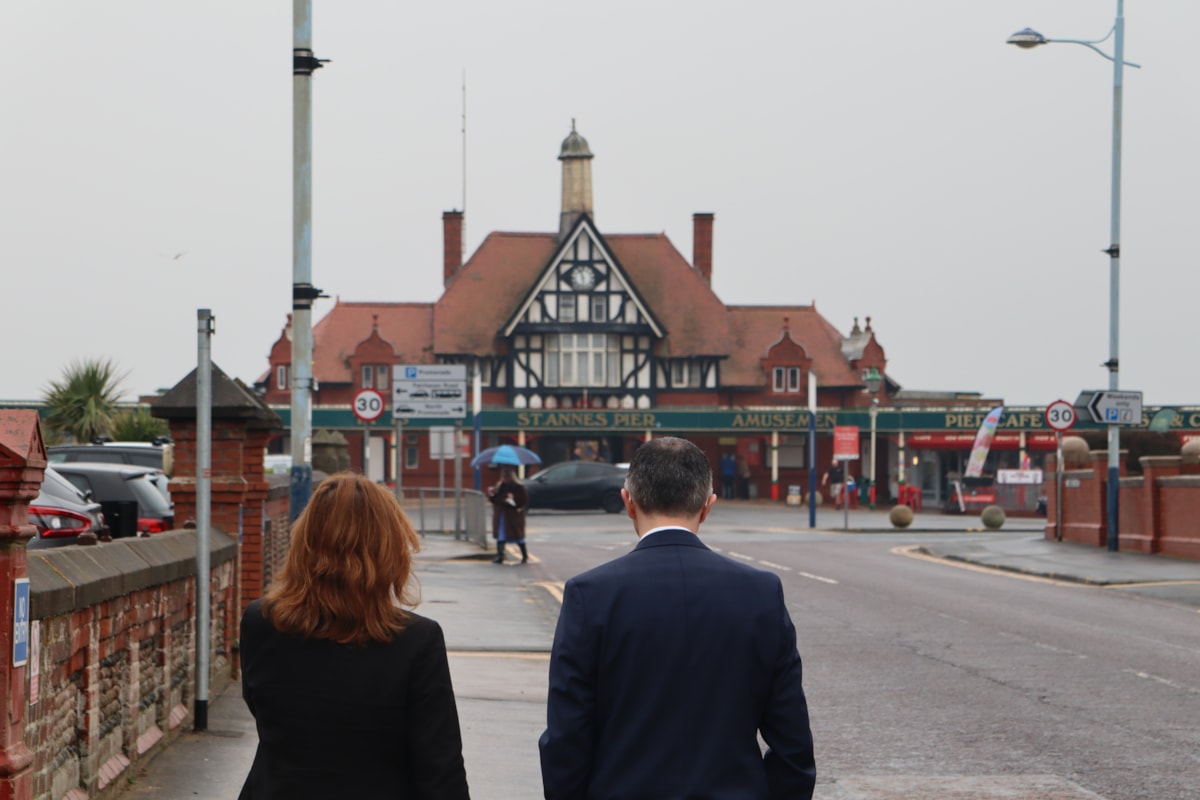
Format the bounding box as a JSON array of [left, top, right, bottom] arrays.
[[898, 485, 922, 511]]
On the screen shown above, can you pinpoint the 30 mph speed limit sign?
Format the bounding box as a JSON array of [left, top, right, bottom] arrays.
[[352, 389, 385, 423], [1044, 399, 1077, 432]]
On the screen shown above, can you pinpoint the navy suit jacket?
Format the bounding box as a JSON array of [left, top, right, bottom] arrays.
[[539, 528, 816, 800]]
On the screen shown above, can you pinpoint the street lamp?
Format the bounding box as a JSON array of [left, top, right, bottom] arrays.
[[1007, 2, 1140, 552], [862, 367, 882, 510]]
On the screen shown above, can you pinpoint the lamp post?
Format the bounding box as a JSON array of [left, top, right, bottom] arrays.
[[1007, 2, 1139, 552], [862, 367, 882, 510]]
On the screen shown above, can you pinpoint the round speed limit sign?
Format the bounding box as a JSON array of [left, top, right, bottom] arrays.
[[352, 388, 385, 423], [1044, 399, 1077, 432]]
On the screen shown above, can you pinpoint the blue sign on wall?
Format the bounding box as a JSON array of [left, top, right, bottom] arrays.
[[13, 577, 29, 667]]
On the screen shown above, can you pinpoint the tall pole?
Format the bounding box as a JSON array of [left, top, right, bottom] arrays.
[[868, 401, 878, 509], [194, 309, 214, 731], [290, 0, 325, 521], [473, 363, 482, 491], [1104, 0, 1125, 552], [808, 373, 817, 529]]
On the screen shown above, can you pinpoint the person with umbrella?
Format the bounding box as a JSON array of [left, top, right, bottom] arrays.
[[487, 466, 529, 564]]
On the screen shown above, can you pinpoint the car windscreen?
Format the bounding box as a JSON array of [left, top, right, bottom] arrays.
[[126, 475, 173, 516]]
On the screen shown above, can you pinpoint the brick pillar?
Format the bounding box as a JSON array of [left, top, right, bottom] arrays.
[[1044, 452, 1058, 542], [0, 411, 45, 800], [443, 210, 464, 286], [1136, 456, 1182, 554], [692, 212, 714, 284], [152, 363, 283, 672]]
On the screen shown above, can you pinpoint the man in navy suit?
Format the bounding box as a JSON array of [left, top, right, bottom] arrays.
[[539, 437, 816, 800]]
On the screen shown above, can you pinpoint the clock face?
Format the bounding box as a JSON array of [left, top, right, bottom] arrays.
[[568, 265, 596, 291]]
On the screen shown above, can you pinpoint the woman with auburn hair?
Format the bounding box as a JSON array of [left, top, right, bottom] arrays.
[[238, 473, 470, 800]]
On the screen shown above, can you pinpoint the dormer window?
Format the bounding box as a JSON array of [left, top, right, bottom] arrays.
[[362, 364, 390, 390], [773, 367, 801, 393], [276, 364, 290, 391]]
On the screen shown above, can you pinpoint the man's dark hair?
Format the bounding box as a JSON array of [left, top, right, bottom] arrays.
[[624, 437, 713, 515]]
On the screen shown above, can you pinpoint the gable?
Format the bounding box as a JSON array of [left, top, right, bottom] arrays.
[[501, 215, 664, 337]]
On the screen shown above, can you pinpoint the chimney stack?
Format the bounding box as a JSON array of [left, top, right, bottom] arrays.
[[693, 213, 714, 284], [443, 210, 463, 285]]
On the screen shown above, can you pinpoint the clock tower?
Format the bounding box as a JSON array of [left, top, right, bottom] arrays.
[[558, 120, 594, 240]]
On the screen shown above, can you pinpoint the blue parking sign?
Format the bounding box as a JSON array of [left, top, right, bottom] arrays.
[[13, 578, 29, 667]]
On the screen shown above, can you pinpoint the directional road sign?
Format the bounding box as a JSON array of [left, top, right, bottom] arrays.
[[393, 365, 467, 420], [1085, 390, 1143, 425]]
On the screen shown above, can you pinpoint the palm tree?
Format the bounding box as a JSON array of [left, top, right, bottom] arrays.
[[42, 358, 128, 444], [110, 406, 169, 442]]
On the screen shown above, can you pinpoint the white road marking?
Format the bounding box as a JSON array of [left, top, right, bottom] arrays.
[[728, 551, 757, 563], [798, 571, 839, 585], [759, 560, 792, 571], [1124, 668, 1200, 695]]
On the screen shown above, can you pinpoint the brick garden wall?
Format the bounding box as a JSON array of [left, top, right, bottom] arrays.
[[1048, 451, 1200, 559], [24, 531, 237, 800]]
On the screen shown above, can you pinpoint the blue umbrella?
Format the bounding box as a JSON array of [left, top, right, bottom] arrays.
[[471, 444, 543, 469]]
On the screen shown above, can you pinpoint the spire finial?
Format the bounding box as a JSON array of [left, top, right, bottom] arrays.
[[571, 117, 576, 132], [865, 315, 872, 332]]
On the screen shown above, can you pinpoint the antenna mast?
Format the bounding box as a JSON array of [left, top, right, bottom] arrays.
[[461, 69, 467, 254]]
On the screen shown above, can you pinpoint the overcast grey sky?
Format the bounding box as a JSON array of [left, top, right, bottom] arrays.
[[4, 1, 1198, 408]]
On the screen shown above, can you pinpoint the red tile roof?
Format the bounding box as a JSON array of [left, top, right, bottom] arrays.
[[305, 226, 871, 393], [434, 232, 558, 355], [606, 234, 731, 356], [312, 301, 434, 384], [724, 306, 862, 388]]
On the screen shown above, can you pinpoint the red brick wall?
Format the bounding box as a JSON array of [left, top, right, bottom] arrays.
[[26, 535, 237, 800], [1053, 452, 1200, 561], [1158, 477, 1200, 559]]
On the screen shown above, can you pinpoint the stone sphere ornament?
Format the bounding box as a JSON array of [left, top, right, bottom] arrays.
[[981, 505, 1006, 530], [889, 505, 914, 529]]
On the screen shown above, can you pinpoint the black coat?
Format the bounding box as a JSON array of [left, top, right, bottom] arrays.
[[539, 528, 816, 800], [239, 600, 470, 799], [488, 480, 528, 541]]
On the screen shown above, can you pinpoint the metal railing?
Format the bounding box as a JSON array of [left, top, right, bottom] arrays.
[[399, 488, 488, 546]]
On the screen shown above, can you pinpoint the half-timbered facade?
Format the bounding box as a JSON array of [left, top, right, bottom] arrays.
[[258, 125, 1004, 503]]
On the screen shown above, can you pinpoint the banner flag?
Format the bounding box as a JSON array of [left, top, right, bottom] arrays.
[[964, 406, 1004, 479]]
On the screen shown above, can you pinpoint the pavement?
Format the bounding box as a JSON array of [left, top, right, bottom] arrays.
[[113, 519, 1200, 799]]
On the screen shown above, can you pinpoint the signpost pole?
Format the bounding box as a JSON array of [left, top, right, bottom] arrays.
[[454, 421, 463, 539], [1056, 430, 1064, 542], [362, 420, 370, 481], [393, 418, 403, 503]]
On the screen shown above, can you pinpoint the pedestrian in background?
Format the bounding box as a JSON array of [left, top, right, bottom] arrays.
[[488, 466, 529, 564], [823, 459, 844, 508], [719, 452, 737, 499], [239, 473, 470, 800], [539, 437, 816, 799]]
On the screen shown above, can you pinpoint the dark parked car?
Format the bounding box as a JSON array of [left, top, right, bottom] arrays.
[[28, 467, 107, 549], [49, 462, 174, 536], [48, 442, 173, 476], [524, 461, 628, 514]]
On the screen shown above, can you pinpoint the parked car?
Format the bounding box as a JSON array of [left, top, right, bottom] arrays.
[[28, 467, 107, 549], [48, 441, 173, 477], [524, 461, 628, 514], [49, 462, 175, 536]]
